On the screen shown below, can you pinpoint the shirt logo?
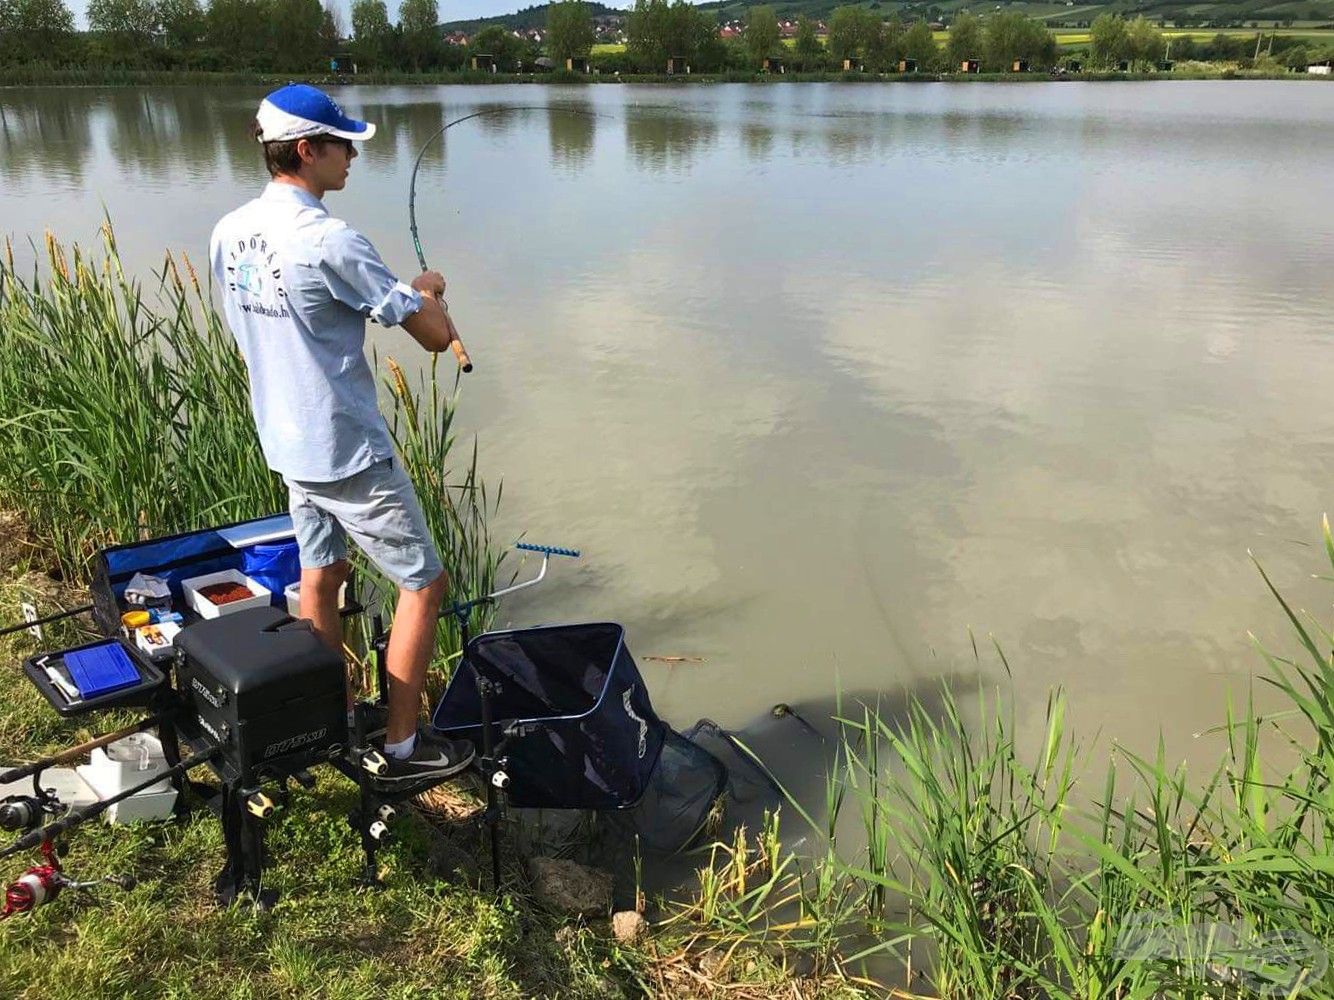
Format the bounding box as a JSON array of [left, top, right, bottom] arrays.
[[235, 262, 263, 295], [226, 233, 290, 319]]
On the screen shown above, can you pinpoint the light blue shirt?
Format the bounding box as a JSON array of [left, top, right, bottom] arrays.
[[209, 183, 422, 482]]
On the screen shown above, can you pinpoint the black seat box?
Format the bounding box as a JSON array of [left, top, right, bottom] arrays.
[[174, 606, 347, 786]]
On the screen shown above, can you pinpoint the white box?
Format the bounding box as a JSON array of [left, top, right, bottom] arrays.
[[0, 767, 99, 809], [73, 773, 177, 824], [284, 580, 347, 616], [75, 734, 177, 824], [81, 735, 173, 795], [182, 569, 271, 619]]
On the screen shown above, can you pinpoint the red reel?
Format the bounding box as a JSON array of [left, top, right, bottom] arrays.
[[0, 841, 62, 919]]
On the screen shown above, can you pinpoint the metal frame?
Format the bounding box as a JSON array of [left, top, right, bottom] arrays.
[[1, 540, 579, 913]]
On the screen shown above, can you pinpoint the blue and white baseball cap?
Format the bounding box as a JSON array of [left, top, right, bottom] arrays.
[[254, 84, 376, 143]]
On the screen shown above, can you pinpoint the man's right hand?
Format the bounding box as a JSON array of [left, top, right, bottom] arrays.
[[411, 271, 446, 298]]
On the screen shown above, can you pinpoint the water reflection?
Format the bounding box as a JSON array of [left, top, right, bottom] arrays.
[[624, 105, 718, 173], [821, 122, 887, 164], [469, 101, 528, 137], [547, 102, 596, 171], [0, 95, 94, 185], [102, 90, 226, 180], [356, 99, 447, 171], [740, 121, 774, 161]]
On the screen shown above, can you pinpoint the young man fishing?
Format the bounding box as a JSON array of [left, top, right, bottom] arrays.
[[209, 84, 474, 790]]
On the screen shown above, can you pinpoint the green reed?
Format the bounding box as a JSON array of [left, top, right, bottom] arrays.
[[676, 534, 1333, 998], [0, 226, 280, 578], [0, 228, 497, 670], [381, 353, 504, 690]]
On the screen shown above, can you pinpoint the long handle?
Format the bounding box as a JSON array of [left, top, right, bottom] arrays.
[[0, 604, 93, 639], [0, 713, 168, 786], [442, 306, 472, 373], [0, 747, 218, 859]]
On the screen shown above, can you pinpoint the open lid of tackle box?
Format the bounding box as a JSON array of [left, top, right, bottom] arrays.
[[21, 513, 295, 717], [89, 514, 296, 636], [28, 512, 369, 716]]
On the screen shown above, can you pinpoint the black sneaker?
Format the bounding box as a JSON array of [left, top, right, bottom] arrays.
[[373, 730, 475, 790]]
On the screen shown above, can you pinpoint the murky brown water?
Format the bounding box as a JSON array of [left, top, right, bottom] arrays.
[[4, 81, 1333, 773]]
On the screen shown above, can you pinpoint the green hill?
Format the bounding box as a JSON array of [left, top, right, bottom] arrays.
[[693, 0, 1334, 25], [441, 1, 623, 34], [442, 0, 1334, 31]]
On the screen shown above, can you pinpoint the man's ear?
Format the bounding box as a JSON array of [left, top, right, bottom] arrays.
[[296, 138, 318, 166]]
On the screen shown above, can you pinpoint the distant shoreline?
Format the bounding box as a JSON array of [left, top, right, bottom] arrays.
[[1, 67, 1325, 88]]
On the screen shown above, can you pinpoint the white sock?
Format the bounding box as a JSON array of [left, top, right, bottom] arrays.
[[385, 733, 417, 760]]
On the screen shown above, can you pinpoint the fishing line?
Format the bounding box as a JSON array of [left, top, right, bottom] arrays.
[[405, 105, 603, 374], [407, 105, 605, 273]]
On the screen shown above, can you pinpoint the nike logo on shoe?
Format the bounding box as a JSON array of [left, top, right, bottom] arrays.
[[410, 750, 452, 767], [373, 737, 475, 789]]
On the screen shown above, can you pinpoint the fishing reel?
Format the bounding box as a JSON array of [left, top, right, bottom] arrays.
[[0, 840, 136, 920], [0, 789, 65, 834]]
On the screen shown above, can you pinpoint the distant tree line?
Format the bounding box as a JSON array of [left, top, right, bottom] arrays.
[[611, 4, 1054, 73], [1, 0, 1330, 75], [0, 0, 530, 71], [623, 0, 729, 72], [614, 6, 1055, 74], [1087, 12, 1333, 70]]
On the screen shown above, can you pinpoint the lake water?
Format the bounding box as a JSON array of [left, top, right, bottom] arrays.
[[3, 81, 1333, 776]]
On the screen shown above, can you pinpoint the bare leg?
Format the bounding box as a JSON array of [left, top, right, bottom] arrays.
[[300, 560, 349, 654], [384, 571, 449, 745]]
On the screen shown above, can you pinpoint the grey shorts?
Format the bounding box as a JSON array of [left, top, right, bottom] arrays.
[[284, 458, 445, 591]]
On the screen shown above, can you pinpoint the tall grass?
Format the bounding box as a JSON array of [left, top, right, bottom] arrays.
[[381, 354, 503, 685], [0, 227, 497, 667], [0, 226, 281, 579], [675, 542, 1333, 997]]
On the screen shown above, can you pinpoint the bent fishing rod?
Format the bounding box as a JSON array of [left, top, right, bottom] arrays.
[[406, 105, 602, 376]]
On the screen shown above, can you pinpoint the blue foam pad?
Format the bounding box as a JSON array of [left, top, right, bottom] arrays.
[[62, 643, 141, 699]]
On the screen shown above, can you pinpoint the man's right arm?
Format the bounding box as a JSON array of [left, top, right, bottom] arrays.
[[318, 227, 455, 354], [401, 272, 455, 353]]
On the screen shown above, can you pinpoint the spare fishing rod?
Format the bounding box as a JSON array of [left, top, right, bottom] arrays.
[[0, 712, 173, 789], [0, 748, 216, 920], [406, 105, 603, 377], [0, 745, 219, 861], [0, 604, 93, 639]]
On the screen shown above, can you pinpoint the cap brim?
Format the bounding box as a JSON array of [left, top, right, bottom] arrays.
[[327, 120, 375, 141]]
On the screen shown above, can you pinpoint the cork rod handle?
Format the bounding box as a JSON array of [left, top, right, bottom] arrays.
[[443, 306, 472, 373]]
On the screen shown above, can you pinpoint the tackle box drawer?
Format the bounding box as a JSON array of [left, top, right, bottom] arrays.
[[23, 637, 167, 718]]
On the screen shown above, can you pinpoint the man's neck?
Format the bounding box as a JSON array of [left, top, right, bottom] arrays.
[[273, 174, 325, 201]]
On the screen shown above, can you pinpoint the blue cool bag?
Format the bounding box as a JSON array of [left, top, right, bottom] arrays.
[[242, 541, 302, 608]]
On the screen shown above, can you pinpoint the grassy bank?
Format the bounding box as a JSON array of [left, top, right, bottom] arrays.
[[0, 65, 1323, 87], [0, 574, 846, 999], [1, 232, 1330, 997]]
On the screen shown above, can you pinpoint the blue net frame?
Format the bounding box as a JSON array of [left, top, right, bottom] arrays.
[[431, 622, 668, 811]]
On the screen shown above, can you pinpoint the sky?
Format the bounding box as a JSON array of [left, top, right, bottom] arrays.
[[66, 0, 639, 30]]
